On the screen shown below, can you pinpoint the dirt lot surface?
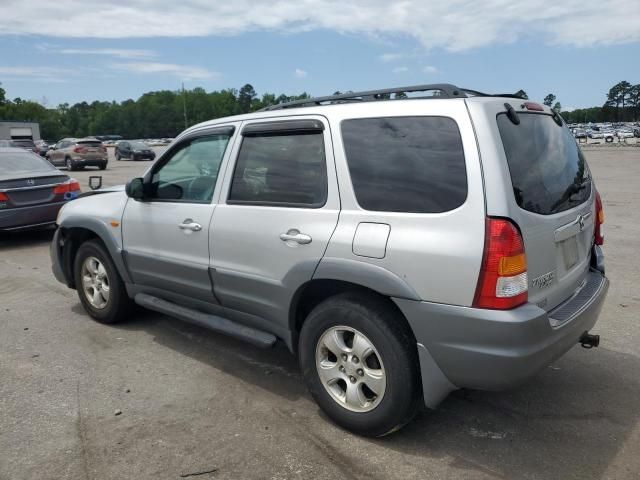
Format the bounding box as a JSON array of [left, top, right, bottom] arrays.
[[1, 147, 639, 480]]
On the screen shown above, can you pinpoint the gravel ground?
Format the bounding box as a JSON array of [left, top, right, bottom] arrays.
[[0, 147, 639, 480]]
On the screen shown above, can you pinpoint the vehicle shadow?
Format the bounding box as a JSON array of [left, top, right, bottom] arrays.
[[96, 307, 639, 479], [0, 227, 55, 250]]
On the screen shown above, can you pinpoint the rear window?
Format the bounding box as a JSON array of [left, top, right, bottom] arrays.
[[497, 113, 591, 215], [77, 141, 102, 147], [341, 116, 467, 213], [0, 151, 57, 175]]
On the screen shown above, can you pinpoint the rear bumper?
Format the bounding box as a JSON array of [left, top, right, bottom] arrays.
[[395, 269, 609, 407], [0, 202, 65, 231], [71, 157, 107, 166]]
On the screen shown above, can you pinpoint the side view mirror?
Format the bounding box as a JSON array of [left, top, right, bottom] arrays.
[[125, 177, 145, 200]]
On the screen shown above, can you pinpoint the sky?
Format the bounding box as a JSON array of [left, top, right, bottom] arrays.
[[0, 0, 639, 111]]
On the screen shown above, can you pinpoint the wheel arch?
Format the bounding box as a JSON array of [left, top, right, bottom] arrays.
[[57, 221, 131, 288]]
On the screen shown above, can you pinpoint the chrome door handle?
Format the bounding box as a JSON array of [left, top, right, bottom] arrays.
[[280, 229, 312, 245], [178, 219, 202, 232]]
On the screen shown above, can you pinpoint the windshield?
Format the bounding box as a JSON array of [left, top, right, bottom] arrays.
[[497, 113, 591, 215], [0, 150, 58, 175]]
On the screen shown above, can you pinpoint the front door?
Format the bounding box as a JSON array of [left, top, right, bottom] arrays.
[[210, 117, 340, 331], [122, 125, 237, 303]]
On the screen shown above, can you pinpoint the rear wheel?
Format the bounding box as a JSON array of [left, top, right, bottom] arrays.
[[73, 240, 133, 324], [66, 157, 75, 171], [99, 162, 107, 170], [115, 152, 121, 161], [299, 292, 421, 437]]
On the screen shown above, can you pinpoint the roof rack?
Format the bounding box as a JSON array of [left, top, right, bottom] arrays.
[[261, 84, 468, 111]]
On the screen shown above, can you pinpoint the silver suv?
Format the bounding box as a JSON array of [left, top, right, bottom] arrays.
[[51, 84, 609, 436], [46, 137, 108, 171]]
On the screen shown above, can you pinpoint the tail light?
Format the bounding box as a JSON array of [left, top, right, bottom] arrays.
[[73, 146, 87, 153], [53, 179, 81, 195], [595, 190, 604, 245], [473, 218, 528, 310], [0, 192, 8, 201]]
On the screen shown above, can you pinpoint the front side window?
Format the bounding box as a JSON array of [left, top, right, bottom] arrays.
[[228, 131, 327, 207], [150, 133, 231, 202], [341, 116, 467, 213]]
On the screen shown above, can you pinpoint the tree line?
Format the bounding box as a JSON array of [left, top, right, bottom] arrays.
[[0, 83, 310, 140], [0, 80, 637, 141]]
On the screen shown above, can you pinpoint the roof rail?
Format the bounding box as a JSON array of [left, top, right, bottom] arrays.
[[261, 83, 467, 111]]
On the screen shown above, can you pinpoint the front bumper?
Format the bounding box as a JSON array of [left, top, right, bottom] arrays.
[[0, 202, 65, 231], [395, 268, 609, 407]]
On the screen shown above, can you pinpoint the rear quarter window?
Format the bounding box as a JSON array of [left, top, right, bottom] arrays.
[[341, 116, 467, 213], [497, 113, 591, 215]]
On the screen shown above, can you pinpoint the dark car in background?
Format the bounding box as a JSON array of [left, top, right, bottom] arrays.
[[0, 139, 38, 153], [0, 147, 80, 231], [46, 138, 108, 171], [115, 140, 156, 161], [34, 140, 51, 157]]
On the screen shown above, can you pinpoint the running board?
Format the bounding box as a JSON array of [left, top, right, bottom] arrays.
[[134, 293, 277, 348]]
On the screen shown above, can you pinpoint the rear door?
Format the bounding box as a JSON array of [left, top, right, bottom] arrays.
[[210, 116, 340, 330], [473, 101, 596, 311]]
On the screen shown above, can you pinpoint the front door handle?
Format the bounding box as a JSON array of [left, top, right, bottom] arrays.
[[280, 229, 312, 245], [178, 219, 202, 232]]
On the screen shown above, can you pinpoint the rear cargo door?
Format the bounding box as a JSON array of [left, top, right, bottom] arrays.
[[495, 111, 595, 311], [77, 140, 104, 160]]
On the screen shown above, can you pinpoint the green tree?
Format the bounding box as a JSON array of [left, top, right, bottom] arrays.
[[553, 102, 562, 112], [237, 84, 257, 114], [543, 93, 556, 107]]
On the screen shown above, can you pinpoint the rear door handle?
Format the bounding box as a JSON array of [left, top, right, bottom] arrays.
[[178, 219, 202, 232], [280, 229, 312, 245]]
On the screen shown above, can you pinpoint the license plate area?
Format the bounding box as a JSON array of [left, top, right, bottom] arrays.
[[561, 236, 579, 270]]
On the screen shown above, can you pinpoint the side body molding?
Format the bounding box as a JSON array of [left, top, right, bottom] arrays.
[[313, 257, 421, 301]]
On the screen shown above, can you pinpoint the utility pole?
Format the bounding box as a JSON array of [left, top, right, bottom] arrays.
[[182, 82, 188, 129]]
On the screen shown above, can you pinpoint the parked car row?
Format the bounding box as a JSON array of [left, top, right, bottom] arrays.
[[569, 122, 640, 141]]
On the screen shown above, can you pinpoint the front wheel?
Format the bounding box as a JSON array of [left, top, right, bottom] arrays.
[[99, 162, 107, 170], [73, 240, 133, 324], [299, 292, 421, 437]]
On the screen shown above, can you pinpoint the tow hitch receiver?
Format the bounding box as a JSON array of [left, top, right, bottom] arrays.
[[580, 331, 600, 349]]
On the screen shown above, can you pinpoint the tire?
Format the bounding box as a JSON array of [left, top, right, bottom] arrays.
[[66, 157, 75, 171], [99, 162, 107, 170], [299, 292, 421, 437], [115, 152, 121, 161], [73, 240, 133, 324]]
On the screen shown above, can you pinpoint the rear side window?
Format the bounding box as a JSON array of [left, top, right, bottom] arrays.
[[228, 132, 327, 207], [341, 116, 467, 213], [497, 113, 591, 215]]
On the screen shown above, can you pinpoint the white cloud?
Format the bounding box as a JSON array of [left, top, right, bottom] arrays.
[[1, 1, 639, 51], [0, 66, 69, 82], [110, 62, 219, 80], [294, 68, 308, 78], [57, 48, 156, 59], [422, 65, 440, 74], [379, 53, 406, 62], [393, 66, 409, 74]]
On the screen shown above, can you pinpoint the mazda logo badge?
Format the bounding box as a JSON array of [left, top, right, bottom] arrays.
[[26, 179, 35, 186]]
